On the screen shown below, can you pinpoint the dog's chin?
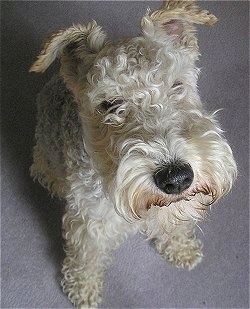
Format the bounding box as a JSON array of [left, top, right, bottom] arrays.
[[114, 180, 218, 222]]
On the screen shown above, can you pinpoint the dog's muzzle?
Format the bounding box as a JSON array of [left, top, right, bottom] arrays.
[[153, 161, 194, 195]]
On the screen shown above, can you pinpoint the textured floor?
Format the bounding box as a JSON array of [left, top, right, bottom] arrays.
[[1, 1, 249, 308]]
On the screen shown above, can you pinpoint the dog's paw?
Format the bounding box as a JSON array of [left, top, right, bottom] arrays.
[[157, 235, 203, 270], [62, 276, 103, 309], [61, 260, 104, 309]]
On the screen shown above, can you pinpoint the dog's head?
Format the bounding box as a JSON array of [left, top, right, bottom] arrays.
[[31, 0, 237, 223]]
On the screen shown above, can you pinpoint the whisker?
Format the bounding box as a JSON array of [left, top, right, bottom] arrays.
[[195, 222, 204, 236]]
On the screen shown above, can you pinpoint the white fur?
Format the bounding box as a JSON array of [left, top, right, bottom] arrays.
[[30, 1, 237, 308]]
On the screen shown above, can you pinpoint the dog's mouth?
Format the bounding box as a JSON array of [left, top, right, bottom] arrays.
[[146, 195, 182, 209], [146, 184, 217, 210], [146, 195, 187, 209]]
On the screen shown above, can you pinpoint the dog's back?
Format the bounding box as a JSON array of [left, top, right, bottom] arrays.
[[30, 75, 82, 198]]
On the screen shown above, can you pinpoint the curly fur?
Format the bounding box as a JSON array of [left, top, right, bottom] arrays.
[[30, 1, 237, 308]]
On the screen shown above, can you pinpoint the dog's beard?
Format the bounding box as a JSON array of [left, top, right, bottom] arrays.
[[110, 154, 222, 223]]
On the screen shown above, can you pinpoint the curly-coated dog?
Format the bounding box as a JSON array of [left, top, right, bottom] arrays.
[[30, 1, 237, 308]]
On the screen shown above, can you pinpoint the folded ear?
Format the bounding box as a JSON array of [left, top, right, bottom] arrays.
[[141, 0, 217, 50], [30, 21, 106, 77]]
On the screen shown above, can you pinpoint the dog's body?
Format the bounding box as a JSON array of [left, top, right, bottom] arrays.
[[30, 1, 237, 308]]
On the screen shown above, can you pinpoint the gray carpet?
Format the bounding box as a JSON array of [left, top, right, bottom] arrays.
[[1, 1, 249, 308]]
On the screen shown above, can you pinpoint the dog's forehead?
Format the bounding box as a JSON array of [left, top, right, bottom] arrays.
[[87, 38, 197, 105], [94, 38, 192, 82], [89, 37, 196, 95]]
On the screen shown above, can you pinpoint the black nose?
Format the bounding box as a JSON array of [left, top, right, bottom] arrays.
[[154, 162, 194, 195]]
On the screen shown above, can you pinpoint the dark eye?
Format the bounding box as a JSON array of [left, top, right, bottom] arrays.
[[97, 99, 124, 114], [172, 81, 183, 88]]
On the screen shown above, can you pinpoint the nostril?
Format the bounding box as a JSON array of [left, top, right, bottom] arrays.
[[183, 177, 192, 186], [164, 183, 175, 193], [154, 161, 194, 195]]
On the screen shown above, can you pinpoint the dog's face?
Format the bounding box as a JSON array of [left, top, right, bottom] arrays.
[[84, 38, 236, 222], [31, 1, 237, 222]]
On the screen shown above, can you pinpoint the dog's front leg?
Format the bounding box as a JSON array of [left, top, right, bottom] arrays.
[[154, 221, 203, 270], [61, 208, 104, 308], [61, 204, 131, 308]]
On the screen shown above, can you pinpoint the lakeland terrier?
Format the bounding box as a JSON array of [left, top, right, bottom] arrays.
[[30, 1, 237, 308]]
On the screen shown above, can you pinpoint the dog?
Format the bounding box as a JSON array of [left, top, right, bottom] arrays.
[[30, 1, 237, 308]]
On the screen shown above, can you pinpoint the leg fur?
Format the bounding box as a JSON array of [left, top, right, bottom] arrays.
[[61, 209, 104, 308], [61, 198, 136, 308]]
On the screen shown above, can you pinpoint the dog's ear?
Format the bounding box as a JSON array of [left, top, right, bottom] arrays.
[[30, 21, 106, 74], [141, 0, 217, 51]]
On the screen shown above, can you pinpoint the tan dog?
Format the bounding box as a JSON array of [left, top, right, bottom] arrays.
[[30, 1, 237, 307]]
